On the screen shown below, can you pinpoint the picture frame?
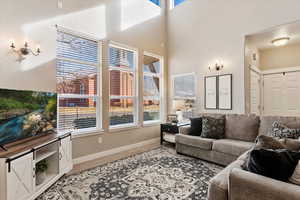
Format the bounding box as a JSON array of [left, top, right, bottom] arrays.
[[172, 73, 196, 99], [218, 74, 232, 110], [204, 76, 218, 109], [167, 114, 178, 124]]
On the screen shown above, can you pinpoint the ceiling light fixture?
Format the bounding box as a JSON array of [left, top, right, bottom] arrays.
[[271, 37, 290, 47]]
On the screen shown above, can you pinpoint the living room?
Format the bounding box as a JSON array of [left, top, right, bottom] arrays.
[[0, 0, 300, 200]]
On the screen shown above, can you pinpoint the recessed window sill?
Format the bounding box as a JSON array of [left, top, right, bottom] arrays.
[[109, 124, 141, 133], [71, 128, 105, 139], [143, 120, 161, 127]]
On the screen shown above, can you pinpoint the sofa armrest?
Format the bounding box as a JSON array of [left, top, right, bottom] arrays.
[[229, 168, 300, 200], [179, 125, 191, 135]]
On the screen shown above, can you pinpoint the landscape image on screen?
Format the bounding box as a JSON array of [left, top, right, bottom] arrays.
[[0, 89, 57, 146]]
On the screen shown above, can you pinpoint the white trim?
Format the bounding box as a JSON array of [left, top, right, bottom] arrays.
[[143, 120, 161, 126], [29, 174, 63, 200], [143, 51, 164, 124], [109, 41, 138, 52], [109, 66, 135, 72], [109, 124, 140, 132], [170, 0, 175, 9], [73, 138, 160, 165], [71, 128, 104, 137], [108, 42, 139, 128], [110, 96, 135, 99], [56, 29, 102, 134], [261, 66, 300, 75], [55, 24, 101, 42], [250, 66, 261, 74]]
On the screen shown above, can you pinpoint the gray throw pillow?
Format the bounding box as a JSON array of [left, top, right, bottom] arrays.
[[271, 121, 300, 139], [201, 116, 225, 139]]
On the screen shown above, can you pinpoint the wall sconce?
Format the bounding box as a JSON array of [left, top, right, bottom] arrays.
[[209, 60, 224, 71], [10, 40, 41, 62]]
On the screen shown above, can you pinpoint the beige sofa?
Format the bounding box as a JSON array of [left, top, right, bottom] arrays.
[[176, 114, 300, 200]]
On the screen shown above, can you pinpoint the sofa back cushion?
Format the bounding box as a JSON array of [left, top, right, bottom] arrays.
[[197, 113, 225, 119], [259, 116, 300, 136], [225, 114, 260, 142]]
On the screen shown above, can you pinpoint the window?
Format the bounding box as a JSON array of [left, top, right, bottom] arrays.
[[172, 73, 196, 121], [149, 0, 160, 6], [171, 0, 186, 8], [56, 30, 101, 134], [109, 44, 137, 128], [143, 53, 163, 124]]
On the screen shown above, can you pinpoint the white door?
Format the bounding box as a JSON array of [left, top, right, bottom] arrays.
[[284, 72, 300, 116], [263, 72, 300, 116], [59, 136, 73, 174], [250, 70, 261, 115], [7, 153, 34, 200], [263, 74, 284, 115]]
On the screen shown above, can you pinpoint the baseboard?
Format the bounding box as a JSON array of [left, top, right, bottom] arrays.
[[73, 138, 160, 165]]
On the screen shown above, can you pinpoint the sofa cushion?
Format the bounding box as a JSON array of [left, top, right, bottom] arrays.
[[202, 116, 225, 139], [259, 116, 300, 136], [197, 113, 225, 119], [212, 139, 253, 157], [289, 161, 300, 185], [225, 114, 260, 142], [175, 134, 215, 150]]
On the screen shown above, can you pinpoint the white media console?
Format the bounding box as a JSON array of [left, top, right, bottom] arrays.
[[0, 133, 73, 200]]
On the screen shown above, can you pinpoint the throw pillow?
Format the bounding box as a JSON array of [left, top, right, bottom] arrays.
[[246, 149, 300, 182], [280, 138, 300, 151], [242, 135, 286, 170], [201, 116, 225, 139], [255, 135, 286, 150], [242, 135, 300, 171], [290, 161, 300, 185], [189, 117, 202, 136], [271, 121, 300, 139]]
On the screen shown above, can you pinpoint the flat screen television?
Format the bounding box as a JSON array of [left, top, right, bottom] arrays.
[[0, 88, 57, 148]]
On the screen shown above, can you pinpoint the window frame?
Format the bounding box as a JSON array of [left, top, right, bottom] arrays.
[[149, 0, 161, 6], [143, 51, 164, 125], [56, 27, 102, 136], [170, 0, 186, 9], [108, 42, 139, 129]]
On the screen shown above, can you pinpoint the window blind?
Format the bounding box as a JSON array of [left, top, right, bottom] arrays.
[[57, 31, 100, 133]]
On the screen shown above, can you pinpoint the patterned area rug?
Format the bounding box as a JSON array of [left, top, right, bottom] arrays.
[[38, 147, 222, 200]]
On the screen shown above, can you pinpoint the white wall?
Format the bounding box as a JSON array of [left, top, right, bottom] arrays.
[[260, 43, 300, 70], [167, 0, 300, 114], [0, 0, 167, 159]]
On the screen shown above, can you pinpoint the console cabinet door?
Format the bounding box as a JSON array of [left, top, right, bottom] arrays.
[[7, 153, 34, 200], [59, 136, 73, 174]]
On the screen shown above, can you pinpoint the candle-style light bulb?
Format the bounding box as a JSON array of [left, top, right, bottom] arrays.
[[36, 45, 41, 54], [24, 41, 28, 48], [10, 39, 15, 49]]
